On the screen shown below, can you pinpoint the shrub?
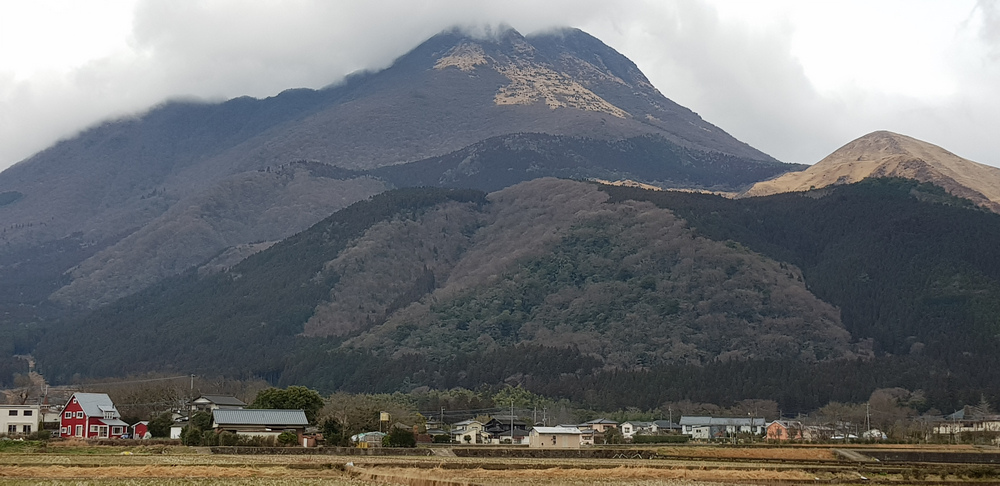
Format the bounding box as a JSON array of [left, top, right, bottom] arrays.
[[383, 428, 416, 448], [181, 426, 201, 446], [277, 431, 299, 446], [633, 435, 690, 444], [218, 431, 238, 446], [200, 430, 219, 447], [432, 434, 452, 443]]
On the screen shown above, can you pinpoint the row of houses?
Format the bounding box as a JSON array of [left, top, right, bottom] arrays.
[[47, 392, 309, 443]]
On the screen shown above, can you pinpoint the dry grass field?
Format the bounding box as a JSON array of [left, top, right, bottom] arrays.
[[2, 442, 1000, 485]]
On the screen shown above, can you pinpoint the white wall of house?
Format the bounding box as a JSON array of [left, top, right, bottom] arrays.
[[0, 405, 40, 436]]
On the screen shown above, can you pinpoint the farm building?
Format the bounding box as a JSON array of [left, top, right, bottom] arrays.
[[529, 426, 583, 449], [132, 421, 150, 439], [59, 393, 129, 439], [680, 416, 766, 439], [211, 409, 307, 439]]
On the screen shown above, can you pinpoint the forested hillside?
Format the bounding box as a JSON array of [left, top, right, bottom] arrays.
[[603, 178, 1000, 359], [33, 178, 1000, 414]]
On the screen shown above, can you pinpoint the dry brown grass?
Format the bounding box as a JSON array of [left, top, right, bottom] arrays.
[[655, 446, 835, 461], [0, 465, 346, 479], [364, 465, 816, 482]]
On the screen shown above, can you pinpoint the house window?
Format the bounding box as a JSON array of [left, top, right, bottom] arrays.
[[8, 410, 16, 416], [75, 425, 82, 436], [65, 412, 72, 419], [112, 426, 123, 435], [76, 412, 84, 419], [60, 427, 67, 435], [23, 410, 32, 416], [7, 425, 15, 434], [90, 425, 99, 432], [22, 425, 30, 434]]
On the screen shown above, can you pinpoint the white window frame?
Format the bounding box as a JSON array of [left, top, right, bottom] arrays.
[[7, 410, 17, 416], [75, 425, 82, 437], [7, 424, 15, 434], [65, 411, 72, 419], [112, 426, 124, 435], [23, 410, 32, 417], [22, 425, 30, 434], [76, 411, 84, 419], [90, 425, 99, 433]]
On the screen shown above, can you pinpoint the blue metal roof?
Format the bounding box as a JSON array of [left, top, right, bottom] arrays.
[[212, 409, 307, 426]]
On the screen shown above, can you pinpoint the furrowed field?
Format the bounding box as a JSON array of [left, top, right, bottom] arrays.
[[4, 440, 1000, 485]]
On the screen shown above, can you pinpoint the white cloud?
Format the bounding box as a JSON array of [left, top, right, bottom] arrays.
[[0, 0, 998, 170]]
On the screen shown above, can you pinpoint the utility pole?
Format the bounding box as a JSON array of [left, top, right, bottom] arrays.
[[668, 406, 672, 432], [865, 402, 871, 436], [510, 400, 514, 445]]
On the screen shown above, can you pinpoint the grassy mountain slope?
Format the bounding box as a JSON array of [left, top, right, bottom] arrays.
[[746, 131, 1000, 213]]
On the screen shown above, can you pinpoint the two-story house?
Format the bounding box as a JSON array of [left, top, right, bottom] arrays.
[[1, 404, 40, 437], [59, 393, 128, 439], [450, 419, 485, 444]]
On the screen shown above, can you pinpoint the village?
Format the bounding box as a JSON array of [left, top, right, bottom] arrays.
[[3, 389, 999, 450]]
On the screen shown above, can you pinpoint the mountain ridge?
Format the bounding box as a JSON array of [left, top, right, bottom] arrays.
[[745, 131, 1000, 213]]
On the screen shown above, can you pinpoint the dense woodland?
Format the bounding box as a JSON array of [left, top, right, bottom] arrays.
[[25, 179, 1000, 415]]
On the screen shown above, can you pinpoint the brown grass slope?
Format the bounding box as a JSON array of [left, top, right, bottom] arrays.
[[745, 130, 1000, 212]]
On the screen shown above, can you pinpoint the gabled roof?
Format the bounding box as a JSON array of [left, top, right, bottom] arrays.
[[533, 426, 582, 435], [584, 418, 618, 425], [194, 395, 247, 407], [452, 419, 483, 427], [212, 409, 307, 427], [69, 393, 119, 418], [679, 416, 766, 427], [622, 421, 653, 427], [652, 420, 679, 428]]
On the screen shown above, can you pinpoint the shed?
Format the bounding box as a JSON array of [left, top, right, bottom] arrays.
[[529, 426, 583, 449]]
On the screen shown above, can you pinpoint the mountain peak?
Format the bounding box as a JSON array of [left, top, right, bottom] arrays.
[[823, 130, 958, 164], [745, 131, 1000, 212]]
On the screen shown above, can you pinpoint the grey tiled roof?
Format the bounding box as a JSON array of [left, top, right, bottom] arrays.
[[72, 393, 119, 418], [679, 416, 766, 427], [212, 409, 308, 426], [196, 395, 247, 407]]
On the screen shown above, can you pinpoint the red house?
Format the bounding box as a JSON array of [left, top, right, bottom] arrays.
[[59, 393, 128, 439]]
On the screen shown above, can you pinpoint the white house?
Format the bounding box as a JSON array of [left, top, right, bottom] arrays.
[[620, 421, 654, 439], [1, 404, 40, 437]]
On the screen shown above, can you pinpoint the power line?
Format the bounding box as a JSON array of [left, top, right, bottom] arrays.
[[72, 375, 192, 387]]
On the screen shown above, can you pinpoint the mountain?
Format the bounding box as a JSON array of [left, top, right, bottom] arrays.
[[0, 26, 795, 309], [35, 179, 856, 379], [371, 133, 801, 193], [745, 131, 1000, 212], [33, 178, 1000, 413]]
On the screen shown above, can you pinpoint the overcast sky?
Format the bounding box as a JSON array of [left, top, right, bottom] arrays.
[[1, 0, 998, 172]]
